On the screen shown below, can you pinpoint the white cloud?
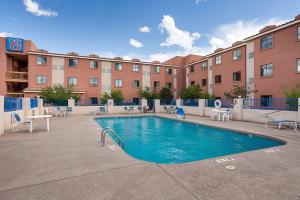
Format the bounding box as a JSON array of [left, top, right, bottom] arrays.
[[129, 38, 144, 48], [195, 0, 207, 4], [139, 26, 150, 33], [159, 15, 201, 51], [23, 0, 58, 17], [0, 32, 15, 37], [209, 18, 287, 50]]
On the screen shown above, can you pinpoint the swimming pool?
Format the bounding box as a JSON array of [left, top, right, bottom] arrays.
[[95, 116, 284, 164]]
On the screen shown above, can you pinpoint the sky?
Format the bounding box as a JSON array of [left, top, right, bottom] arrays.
[[0, 0, 299, 62]]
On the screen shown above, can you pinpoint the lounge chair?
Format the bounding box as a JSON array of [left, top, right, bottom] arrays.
[[137, 106, 143, 114], [124, 106, 129, 114], [265, 120, 298, 132], [177, 107, 185, 119], [11, 112, 32, 133], [98, 106, 107, 115]]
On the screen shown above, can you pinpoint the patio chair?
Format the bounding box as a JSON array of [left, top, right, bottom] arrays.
[[177, 107, 185, 119], [10, 112, 32, 133], [98, 106, 107, 115], [211, 109, 219, 120], [168, 106, 176, 114], [66, 107, 73, 116], [128, 106, 134, 114], [265, 120, 298, 132], [124, 106, 130, 115], [222, 109, 232, 122], [163, 106, 168, 113], [137, 106, 143, 114], [55, 107, 65, 117]]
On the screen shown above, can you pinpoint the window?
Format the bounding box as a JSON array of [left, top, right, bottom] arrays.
[[233, 71, 241, 82], [89, 78, 98, 86], [154, 66, 160, 73], [260, 64, 273, 77], [90, 60, 98, 69], [36, 75, 47, 85], [215, 55, 222, 65], [215, 75, 222, 84], [201, 79, 207, 86], [261, 95, 272, 107], [166, 82, 172, 88], [68, 77, 77, 85], [190, 65, 194, 73], [233, 49, 241, 60], [190, 81, 195, 86], [261, 35, 273, 49], [115, 79, 122, 87], [132, 80, 140, 88], [248, 52, 254, 59], [154, 81, 160, 89], [68, 59, 77, 67], [132, 64, 139, 72], [166, 68, 172, 75], [298, 26, 300, 40], [297, 59, 300, 73], [37, 56, 47, 65], [115, 63, 122, 71], [201, 61, 208, 70]]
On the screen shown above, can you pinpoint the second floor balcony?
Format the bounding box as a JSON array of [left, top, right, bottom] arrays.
[[5, 71, 28, 83]]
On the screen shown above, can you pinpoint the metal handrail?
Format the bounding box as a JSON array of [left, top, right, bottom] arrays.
[[100, 127, 125, 149]]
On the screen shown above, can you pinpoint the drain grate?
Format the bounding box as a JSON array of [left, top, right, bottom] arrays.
[[225, 165, 236, 170]]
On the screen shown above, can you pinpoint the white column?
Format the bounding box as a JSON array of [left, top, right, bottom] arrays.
[[107, 99, 114, 114], [38, 98, 44, 115], [68, 98, 75, 115], [233, 98, 244, 121], [298, 98, 300, 122], [198, 99, 205, 116], [23, 98, 30, 119], [154, 99, 161, 113], [176, 99, 182, 107], [0, 96, 4, 135], [141, 98, 147, 108]]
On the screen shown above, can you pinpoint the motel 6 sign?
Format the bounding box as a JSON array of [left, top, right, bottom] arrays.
[[6, 37, 24, 52]]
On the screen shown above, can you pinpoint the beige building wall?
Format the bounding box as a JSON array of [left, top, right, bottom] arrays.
[[207, 58, 213, 95], [52, 57, 65, 86], [101, 61, 112, 94], [173, 68, 177, 98], [246, 41, 255, 99], [142, 65, 150, 89]]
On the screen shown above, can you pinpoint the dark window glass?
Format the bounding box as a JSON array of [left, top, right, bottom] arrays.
[[260, 64, 273, 77], [261, 95, 272, 107], [215, 75, 222, 84], [261, 35, 273, 49], [190, 66, 194, 73], [233, 72, 241, 82], [201, 79, 207, 86], [190, 81, 195, 86]]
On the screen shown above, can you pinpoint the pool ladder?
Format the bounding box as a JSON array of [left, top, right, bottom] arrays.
[[99, 127, 125, 149]]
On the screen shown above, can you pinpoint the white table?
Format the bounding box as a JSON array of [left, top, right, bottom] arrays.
[[27, 115, 52, 133], [217, 110, 230, 121]]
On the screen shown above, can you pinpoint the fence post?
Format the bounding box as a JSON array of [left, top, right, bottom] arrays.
[[0, 96, 4, 135], [68, 98, 75, 114], [38, 98, 44, 115], [233, 98, 244, 121], [107, 99, 114, 114], [154, 99, 160, 113], [198, 99, 205, 116], [23, 98, 30, 119], [176, 99, 182, 107], [298, 98, 300, 122]]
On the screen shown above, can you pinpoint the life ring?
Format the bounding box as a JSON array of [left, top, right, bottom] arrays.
[[214, 100, 222, 108]]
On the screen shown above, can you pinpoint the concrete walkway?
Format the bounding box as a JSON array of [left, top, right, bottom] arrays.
[[0, 115, 299, 200]]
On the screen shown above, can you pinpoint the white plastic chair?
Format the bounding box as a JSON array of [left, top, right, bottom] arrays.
[[211, 109, 219, 120]]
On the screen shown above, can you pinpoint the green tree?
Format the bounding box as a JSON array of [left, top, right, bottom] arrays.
[[100, 92, 110, 104], [284, 83, 300, 98], [139, 87, 159, 99], [159, 87, 173, 99], [224, 85, 257, 99], [180, 84, 202, 99], [110, 89, 124, 100]]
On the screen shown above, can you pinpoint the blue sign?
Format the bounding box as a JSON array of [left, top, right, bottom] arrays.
[[6, 37, 24, 52]]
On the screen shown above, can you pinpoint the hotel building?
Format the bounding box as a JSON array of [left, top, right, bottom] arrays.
[[0, 14, 299, 102]]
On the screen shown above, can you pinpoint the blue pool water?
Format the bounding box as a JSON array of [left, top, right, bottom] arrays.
[[95, 116, 284, 164]]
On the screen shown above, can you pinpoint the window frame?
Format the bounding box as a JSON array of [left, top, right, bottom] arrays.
[[233, 49, 241, 60], [89, 78, 98, 86], [115, 79, 122, 87], [215, 55, 222, 65], [166, 82, 172, 89], [132, 64, 139, 72], [215, 75, 222, 84], [233, 71, 241, 82], [201, 79, 207, 86], [297, 58, 300, 73], [166, 68, 172, 75], [36, 75, 47, 85], [89, 60, 98, 69], [260, 64, 273, 77], [132, 80, 140, 88], [68, 59, 78, 67], [190, 81, 195, 86], [37, 56, 47, 65], [297, 26, 300, 40], [190, 65, 195, 73], [201, 61, 208, 70], [260, 35, 273, 50], [115, 63, 123, 71], [68, 77, 78, 86], [154, 66, 160, 73], [154, 81, 160, 89]]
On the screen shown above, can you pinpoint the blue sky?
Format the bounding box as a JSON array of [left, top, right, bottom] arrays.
[[0, 0, 299, 61]]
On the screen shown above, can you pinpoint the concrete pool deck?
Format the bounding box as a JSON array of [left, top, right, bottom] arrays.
[[0, 114, 299, 200]]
